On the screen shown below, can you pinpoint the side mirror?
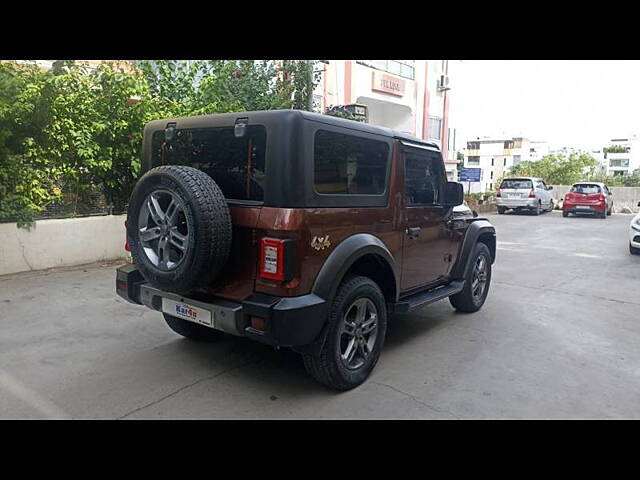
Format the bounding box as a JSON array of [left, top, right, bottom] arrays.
[[472, 210, 479, 218], [444, 181, 464, 207], [547, 185, 553, 191]]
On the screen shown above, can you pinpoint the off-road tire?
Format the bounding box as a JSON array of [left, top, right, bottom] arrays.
[[630, 243, 640, 255], [127, 166, 232, 293], [302, 275, 387, 391], [450, 242, 492, 313], [163, 313, 225, 341]]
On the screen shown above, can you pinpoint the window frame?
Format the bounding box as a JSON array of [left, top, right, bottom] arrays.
[[304, 122, 393, 208], [402, 144, 447, 207]]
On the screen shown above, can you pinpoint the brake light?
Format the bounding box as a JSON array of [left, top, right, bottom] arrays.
[[260, 237, 288, 281], [528, 189, 536, 198], [599, 194, 606, 202], [124, 221, 131, 252]]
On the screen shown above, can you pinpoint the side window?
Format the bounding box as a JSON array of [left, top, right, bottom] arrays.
[[313, 130, 389, 195], [404, 148, 444, 206], [535, 180, 545, 190]]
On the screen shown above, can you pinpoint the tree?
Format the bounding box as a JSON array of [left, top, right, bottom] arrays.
[[508, 152, 598, 185], [1, 59, 321, 225]]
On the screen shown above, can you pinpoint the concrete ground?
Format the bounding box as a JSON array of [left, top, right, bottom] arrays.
[[1, 210, 639, 419]]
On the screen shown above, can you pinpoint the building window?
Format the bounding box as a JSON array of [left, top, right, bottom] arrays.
[[504, 141, 514, 149], [428, 116, 442, 141], [610, 159, 630, 168], [467, 141, 480, 150], [357, 60, 415, 80], [467, 156, 480, 165], [513, 155, 521, 165], [313, 130, 389, 195]]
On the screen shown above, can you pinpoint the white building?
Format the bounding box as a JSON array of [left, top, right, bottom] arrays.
[[462, 137, 548, 193], [313, 60, 459, 180], [604, 136, 640, 177]]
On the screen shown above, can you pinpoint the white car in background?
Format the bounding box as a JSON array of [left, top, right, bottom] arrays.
[[630, 202, 640, 255]]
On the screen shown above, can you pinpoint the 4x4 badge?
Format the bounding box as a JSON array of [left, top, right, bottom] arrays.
[[311, 235, 331, 251]]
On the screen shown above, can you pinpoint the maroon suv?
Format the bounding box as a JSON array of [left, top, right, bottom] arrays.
[[116, 110, 496, 390]]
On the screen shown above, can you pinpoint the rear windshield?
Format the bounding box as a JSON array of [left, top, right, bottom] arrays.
[[570, 184, 601, 194], [151, 126, 267, 202], [500, 179, 532, 189]]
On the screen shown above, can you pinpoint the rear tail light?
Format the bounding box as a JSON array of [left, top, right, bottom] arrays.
[[259, 237, 295, 282], [599, 194, 606, 202], [528, 189, 536, 198], [124, 221, 131, 252], [496, 188, 501, 197]]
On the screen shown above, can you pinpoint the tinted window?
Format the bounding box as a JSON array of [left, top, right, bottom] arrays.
[[151, 126, 267, 202], [500, 179, 533, 189], [313, 130, 389, 195], [404, 148, 444, 205], [571, 184, 601, 194]]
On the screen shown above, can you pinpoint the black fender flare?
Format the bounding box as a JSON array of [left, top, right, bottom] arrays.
[[450, 219, 496, 280], [312, 233, 400, 303], [294, 234, 399, 356]]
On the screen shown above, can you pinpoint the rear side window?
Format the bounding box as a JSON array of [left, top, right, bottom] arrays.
[[500, 179, 532, 189], [571, 184, 601, 194], [151, 126, 267, 202], [404, 148, 444, 206], [313, 130, 389, 195]]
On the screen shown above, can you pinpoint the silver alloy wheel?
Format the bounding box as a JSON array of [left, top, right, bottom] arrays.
[[137, 189, 189, 271], [339, 298, 378, 370], [471, 254, 489, 302]]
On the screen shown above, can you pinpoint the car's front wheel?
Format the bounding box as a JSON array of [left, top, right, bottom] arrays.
[[450, 242, 492, 313], [302, 275, 387, 391], [631, 243, 640, 255]]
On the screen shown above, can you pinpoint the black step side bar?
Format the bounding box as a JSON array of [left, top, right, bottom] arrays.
[[391, 280, 465, 314]]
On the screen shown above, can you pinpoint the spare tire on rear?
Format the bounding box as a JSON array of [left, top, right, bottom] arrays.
[[127, 165, 232, 293]]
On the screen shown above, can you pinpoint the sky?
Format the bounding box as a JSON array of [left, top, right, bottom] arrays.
[[448, 60, 640, 151]]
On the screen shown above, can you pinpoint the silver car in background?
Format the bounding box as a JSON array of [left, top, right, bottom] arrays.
[[497, 177, 554, 215]]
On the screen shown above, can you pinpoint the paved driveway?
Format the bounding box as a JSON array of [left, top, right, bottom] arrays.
[[1, 211, 639, 419]]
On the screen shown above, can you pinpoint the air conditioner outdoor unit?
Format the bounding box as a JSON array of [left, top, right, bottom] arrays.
[[438, 74, 451, 91]]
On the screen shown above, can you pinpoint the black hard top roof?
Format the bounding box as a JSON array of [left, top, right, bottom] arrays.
[[144, 109, 440, 150]]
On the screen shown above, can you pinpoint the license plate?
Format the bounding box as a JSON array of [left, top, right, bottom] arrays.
[[162, 298, 213, 327], [508, 194, 519, 199], [576, 205, 590, 210]]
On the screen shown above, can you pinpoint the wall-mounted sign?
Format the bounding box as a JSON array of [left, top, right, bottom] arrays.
[[371, 71, 405, 97], [459, 168, 481, 182]]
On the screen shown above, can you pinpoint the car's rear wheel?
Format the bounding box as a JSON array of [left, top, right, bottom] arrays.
[[163, 313, 225, 341], [532, 202, 541, 215], [450, 242, 492, 313], [497, 206, 506, 214], [600, 208, 607, 219], [562, 211, 569, 218], [302, 275, 387, 391], [607, 204, 612, 216]]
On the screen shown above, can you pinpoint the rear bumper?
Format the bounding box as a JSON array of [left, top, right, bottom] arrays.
[[563, 203, 606, 214], [496, 198, 537, 209], [116, 265, 327, 347]]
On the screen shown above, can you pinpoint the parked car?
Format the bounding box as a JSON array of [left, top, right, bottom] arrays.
[[453, 200, 477, 218], [562, 182, 613, 219], [630, 202, 640, 255], [115, 110, 496, 390], [496, 177, 554, 215]]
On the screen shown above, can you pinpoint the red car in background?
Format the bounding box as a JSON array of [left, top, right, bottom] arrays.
[[563, 182, 613, 218]]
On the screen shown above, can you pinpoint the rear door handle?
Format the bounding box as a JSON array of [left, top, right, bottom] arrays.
[[405, 227, 421, 238]]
